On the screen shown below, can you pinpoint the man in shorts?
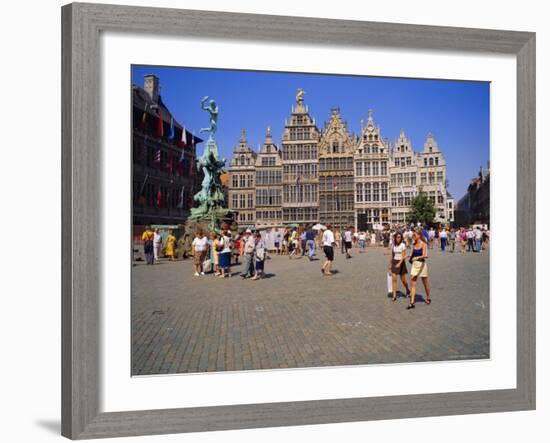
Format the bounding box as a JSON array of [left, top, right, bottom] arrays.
[[321, 225, 336, 276], [191, 230, 209, 276]]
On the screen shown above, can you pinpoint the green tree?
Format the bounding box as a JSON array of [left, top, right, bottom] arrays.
[[407, 193, 436, 225]]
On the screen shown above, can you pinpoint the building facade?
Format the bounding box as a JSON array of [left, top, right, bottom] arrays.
[[280, 89, 320, 224], [454, 163, 490, 227], [319, 108, 355, 228], [227, 89, 454, 228], [255, 127, 283, 227], [354, 110, 391, 229], [227, 129, 257, 228], [132, 74, 202, 226]]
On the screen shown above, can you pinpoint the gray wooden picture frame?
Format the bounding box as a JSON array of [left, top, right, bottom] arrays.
[[61, 2, 536, 439]]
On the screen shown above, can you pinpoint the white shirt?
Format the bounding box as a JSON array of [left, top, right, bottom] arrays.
[[192, 236, 208, 252], [219, 235, 232, 253], [440, 230, 447, 238], [153, 232, 162, 245], [344, 231, 353, 242], [474, 229, 482, 239], [322, 230, 335, 246], [392, 243, 407, 260], [359, 233, 366, 241]]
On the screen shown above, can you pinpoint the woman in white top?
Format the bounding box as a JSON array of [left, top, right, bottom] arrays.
[[217, 230, 232, 278], [389, 232, 410, 302]]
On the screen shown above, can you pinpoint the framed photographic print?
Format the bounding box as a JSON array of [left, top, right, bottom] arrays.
[[61, 2, 535, 439]]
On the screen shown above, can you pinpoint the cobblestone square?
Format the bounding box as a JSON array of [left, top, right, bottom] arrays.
[[131, 246, 489, 375]]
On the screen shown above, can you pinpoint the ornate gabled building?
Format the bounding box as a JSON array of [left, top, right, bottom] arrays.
[[389, 129, 418, 224], [226, 92, 454, 228], [281, 89, 320, 224], [354, 109, 390, 229], [416, 133, 450, 224], [227, 129, 257, 228], [255, 127, 283, 226], [319, 108, 355, 228]]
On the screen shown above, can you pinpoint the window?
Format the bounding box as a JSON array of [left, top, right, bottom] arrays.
[[424, 158, 428, 167], [232, 175, 238, 188], [429, 158, 434, 166], [381, 161, 387, 175]]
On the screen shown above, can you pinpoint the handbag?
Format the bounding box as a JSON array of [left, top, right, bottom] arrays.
[[387, 272, 393, 294]]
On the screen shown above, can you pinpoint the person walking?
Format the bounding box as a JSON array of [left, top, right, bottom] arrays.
[[448, 228, 456, 253], [358, 231, 366, 252], [252, 232, 266, 280], [389, 232, 410, 302], [466, 228, 474, 252], [300, 229, 307, 257], [217, 230, 232, 278], [210, 231, 220, 275], [459, 227, 467, 253], [141, 226, 154, 265], [164, 229, 176, 261], [439, 227, 448, 252], [153, 228, 163, 262], [474, 226, 482, 252], [241, 229, 256, 279], [191, 230, 209, 276], [321, 225, 336, 276], [407, 229, 431, 309], [305, 225, 316, 260], [344, 227, 353, 258]]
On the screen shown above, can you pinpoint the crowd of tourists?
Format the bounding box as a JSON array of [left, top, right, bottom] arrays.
[[139, 222, 489, 305]]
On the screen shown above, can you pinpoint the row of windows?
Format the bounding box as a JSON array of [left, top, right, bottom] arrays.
[[319, 175, 354, 192], [260, 156, 278, 166], [256, 189, 282, 206], [256, 210, 283, 220], [355, 161, 388, 177], [283, 207, 318, 222], [281, 144, 318, 160], [357, 143, 385, 155], [231, 173, 254, 188], [394, 156, 413, 167], [355, 182, 389, 203], [256, 170, 282, 185], [283, 184, 318, 204], [283, 163, 318, 181], [423, 156, 440, 167], [237, 211, 255, 222], [133, 144, 194, 176], [233, 154, 255, 167], [418, 171, 444, 185], [357, 208, 390, 224], [288, 127, 317, 141], [230, 193, 255, 209], [319, 194, 355, 212], [319, 157, 353, 171], [390, 172, 417, 186], [132, 182, 191, 209]]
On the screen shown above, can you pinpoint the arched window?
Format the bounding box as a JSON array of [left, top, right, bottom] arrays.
[[429, 158, 434, 166]]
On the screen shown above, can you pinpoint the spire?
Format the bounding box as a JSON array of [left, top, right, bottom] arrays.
[[367, 108, 373, 123], [240, 127, 246, 144], [264, 125, 273, 144], [296, 88, 305, 104]]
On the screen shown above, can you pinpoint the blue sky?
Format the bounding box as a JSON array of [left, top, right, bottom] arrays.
[[132, 65, 489, 200]]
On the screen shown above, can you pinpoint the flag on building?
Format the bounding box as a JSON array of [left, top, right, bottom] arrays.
[[176, 186, 185, 209], [295, 175, 300, 185], [137, 174, 148, 205], [400, 185, 405, 196], [139, 103, 148, 129], [154, 147, 161, 166], [178, 126, 187, 147], [156, 108, 164, 139], [332, 180, 338, 190], [166, 152, 173, 171], [169, 116, 175, 141], [156, 188, 162, 207], [412, 184, 417, 197], [438, 182, 444, 196]]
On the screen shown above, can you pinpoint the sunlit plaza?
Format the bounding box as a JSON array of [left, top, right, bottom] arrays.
[[132, 246, 489, 375]]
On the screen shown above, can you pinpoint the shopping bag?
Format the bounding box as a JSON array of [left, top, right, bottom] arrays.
[[202, 258, 212, 271], [387, 272, 393, 294]]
